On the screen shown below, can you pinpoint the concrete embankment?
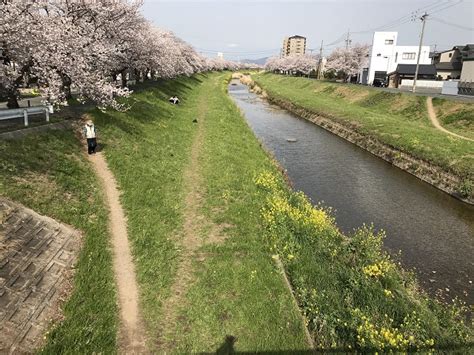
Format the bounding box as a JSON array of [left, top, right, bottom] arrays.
[[236, 74, 473, 205]]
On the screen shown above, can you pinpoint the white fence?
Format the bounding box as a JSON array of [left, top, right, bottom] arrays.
[[399, 80, 443, 93], [441, 81, 459, 96]]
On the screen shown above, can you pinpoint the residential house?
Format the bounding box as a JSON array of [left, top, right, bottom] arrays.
[[387, 64, 437, 88], [282, 35, 306, 57], [362, 32, 431, 85], [431, 46, 463, 80], [460, 44, 474, 82]]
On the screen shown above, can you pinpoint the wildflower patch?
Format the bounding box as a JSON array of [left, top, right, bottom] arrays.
[[255, 170, 473, 351]]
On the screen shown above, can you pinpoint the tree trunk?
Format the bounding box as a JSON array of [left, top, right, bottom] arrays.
[[7, 90, 19, 109], [61, 74, 73, 100], [121, 69, 127, 88]]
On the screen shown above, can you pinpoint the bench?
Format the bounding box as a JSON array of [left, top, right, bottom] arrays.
[[0, 106, 52, 127]]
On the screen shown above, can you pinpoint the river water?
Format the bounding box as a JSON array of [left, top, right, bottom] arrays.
[[228, 80, 474, 305]]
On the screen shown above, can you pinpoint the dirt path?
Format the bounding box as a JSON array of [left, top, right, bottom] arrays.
[[155, 80, 224, 351], [88, 152, 146, 353], [426, 97, 474, 142]]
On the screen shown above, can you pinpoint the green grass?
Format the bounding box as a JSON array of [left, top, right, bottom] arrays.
[[91, 72, 472, 352], [253, 73, 474, 180], [432, 97, 474, 140], [0, 131, 117, 353], [2, 72, 471, 353], [254, 172, 473, 351], [91, 72, 309, 352]]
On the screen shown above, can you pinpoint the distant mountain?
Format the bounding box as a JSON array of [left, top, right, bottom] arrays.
[[241, 57, 269, 66]]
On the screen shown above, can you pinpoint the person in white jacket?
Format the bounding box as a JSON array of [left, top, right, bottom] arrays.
[[83, 120, 97, 154]]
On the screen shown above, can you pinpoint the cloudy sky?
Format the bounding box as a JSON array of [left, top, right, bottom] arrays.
[[141, 0, 474, 60]]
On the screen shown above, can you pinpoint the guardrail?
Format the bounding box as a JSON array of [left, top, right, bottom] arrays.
[[0, 106, 52, 127]]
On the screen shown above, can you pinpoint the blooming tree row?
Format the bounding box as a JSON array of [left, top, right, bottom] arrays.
[[264, 44, 369, 81], [324, 44, 369, 81], [264, 55, 319, 76], [0, 0, 247, 109]]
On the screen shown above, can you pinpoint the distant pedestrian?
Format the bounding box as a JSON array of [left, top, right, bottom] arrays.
[[83, 119, 97, 154]]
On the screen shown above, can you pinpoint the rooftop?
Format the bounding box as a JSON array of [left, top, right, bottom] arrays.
[[389, 64, 437, 76], [288, 35, 306, 39]]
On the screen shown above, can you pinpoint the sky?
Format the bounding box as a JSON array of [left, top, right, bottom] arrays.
[[141, 0, 474, 60]]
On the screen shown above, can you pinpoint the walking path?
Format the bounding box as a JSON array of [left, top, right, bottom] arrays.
[[426, 97, 474, 142], [155, 87, 208, 351], [155, 78, 228, 351], [88, 152, 146, 353]]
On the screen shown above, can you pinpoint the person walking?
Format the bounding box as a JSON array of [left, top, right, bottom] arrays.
[[83, 119, 98, 154]]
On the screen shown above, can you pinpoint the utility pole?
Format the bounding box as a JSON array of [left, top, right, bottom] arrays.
[[345, 30, 351, 50], [307, 49, 313, 78], [317, 40, 324, 79], [413, 12, 428, 93]]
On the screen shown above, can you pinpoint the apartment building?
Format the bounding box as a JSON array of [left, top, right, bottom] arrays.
[[362, 32, 431, 85], [282, 35, 306, 57]]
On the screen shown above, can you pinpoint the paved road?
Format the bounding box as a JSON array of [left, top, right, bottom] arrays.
[[0, 97, 44, 110], [371, 86, 474, 103]]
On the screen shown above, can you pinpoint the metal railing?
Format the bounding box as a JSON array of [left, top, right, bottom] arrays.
[[0, 106, 52, 127], [458, 81, 473, 96]]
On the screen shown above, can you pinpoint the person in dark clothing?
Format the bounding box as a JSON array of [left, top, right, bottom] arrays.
[[83, 120, 97, 154]]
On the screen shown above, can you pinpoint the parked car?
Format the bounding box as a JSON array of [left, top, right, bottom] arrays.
[[373, 78, 387, 87]]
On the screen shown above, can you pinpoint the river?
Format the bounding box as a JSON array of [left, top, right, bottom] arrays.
[[228, 80, 474, 306]]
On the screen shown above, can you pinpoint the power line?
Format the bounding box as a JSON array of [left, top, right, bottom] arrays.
[[351, 0, 446, 34], [430, 16, 474, 31], [428, 0, 464, 15], [317, 0, 464, 55]]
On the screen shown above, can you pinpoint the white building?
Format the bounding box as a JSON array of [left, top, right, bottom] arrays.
[[217, 52, 224, 59], [362, 32, 431, 85]]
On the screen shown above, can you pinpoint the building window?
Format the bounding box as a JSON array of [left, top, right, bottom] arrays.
[[395, 52, 398, 62], [402, 52, 416, 60], [385, 39, 394, 45], [449, 53, 452, 58], [377, 53, 381, 57]]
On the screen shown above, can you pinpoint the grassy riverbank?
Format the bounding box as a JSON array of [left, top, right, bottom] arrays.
[[1, 72, 472, 352], [252, 73, 474, 183], [0, 131, 117, 352], [93, 72, 471, 351], [255, 171, 472, 351], [91, 72, 309, 352]]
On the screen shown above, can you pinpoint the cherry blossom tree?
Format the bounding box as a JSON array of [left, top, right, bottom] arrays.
[[264, 55, 319, 76], [325, 44, 369, 81], [0, 0, 208, 110]]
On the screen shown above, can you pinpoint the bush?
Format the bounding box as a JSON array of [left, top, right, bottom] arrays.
[[458, 179, 473, 198]]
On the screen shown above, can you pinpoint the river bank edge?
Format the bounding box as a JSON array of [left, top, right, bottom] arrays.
[[238, 74, 473, 205]]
